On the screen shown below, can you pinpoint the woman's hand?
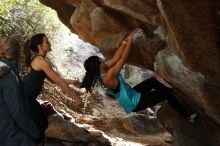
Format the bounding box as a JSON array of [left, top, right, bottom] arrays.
[[72, 80, 81, 88], [73, 97, 83, 109], [64, 79, 81, 87], [125, 29, 139, 44], [127, 29, 138, 41]]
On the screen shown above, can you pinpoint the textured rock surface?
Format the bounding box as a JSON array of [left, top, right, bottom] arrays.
[[41, 81, 171, 146], [39, 0, 165, 70], [45, 114, 111, 146], [40, 0, 220, 145], [157, 0, 220, 84], [157, 102, 220, 146], [120, 113, 165, 135]]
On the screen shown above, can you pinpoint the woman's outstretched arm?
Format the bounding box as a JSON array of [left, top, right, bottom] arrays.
[[64, 79, 81, 87], [35, 57, 82, 107], [106, 39, 127, 68], [106, 32, 135, 78]]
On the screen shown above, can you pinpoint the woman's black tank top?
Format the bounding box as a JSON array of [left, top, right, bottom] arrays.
[[23, 66, 46, 99]]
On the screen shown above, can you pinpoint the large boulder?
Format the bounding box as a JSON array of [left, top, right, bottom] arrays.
[[40, 0, 220, 145], [157, 102, 220, 146], [45, 114, 111, 146]]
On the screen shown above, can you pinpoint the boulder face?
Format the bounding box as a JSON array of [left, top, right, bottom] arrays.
[[39, 0, 164, 70], [40, 0, 220, 145]]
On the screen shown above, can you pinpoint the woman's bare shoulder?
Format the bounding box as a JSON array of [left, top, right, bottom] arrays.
[[102, 75, 118, 89], [31, 56, 51, 70], [33, 56, 49, 64]]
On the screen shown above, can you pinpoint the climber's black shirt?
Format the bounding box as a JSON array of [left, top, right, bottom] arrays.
[[23, 66, 46, 98]]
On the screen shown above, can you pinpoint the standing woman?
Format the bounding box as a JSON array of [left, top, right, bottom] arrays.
[[80, 31, 197, 122], [0, 37, 42, 146], [22, 33, 83, 138]]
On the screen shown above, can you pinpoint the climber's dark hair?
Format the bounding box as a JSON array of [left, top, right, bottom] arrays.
[[23, 33, 46, 66], [80, 56, 101, 92], [23, 39, 31, 67], [29, 33, 46, 52]]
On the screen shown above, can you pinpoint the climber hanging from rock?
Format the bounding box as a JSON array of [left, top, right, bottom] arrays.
[[80, 29, 198, 123]]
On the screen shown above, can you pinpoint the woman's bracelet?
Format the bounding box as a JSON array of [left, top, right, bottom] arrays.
[[123, 41, 127, 45]]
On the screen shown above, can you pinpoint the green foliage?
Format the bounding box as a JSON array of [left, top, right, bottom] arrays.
[[0, 0, 61, 41], [0, 0, 66, 73]]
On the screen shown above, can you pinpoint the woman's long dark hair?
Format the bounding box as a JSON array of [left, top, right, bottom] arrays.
[[80, 56, 101, 92], [23, 33, 46, 66], [29, 33, 46, 52]]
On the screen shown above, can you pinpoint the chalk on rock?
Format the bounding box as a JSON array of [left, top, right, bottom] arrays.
[[132, 29, 145, 47]]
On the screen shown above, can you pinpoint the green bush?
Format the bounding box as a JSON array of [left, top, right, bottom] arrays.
[[0, 0, 66, 73], [0, 0, 61, 41]]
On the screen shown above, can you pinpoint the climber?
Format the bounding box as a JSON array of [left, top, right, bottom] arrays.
[[80, 30, 197, 123], [22, 33, 83, 144]]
